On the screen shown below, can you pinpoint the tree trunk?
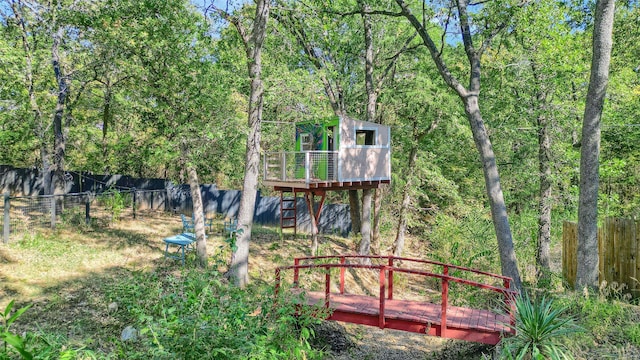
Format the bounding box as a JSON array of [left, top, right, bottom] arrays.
[[349, 190, 361, 234], [361, 2, 376, 123], [274, 12, 346, 117], [536, 112, 552, 283], [372, 187, 384, 253], [359, 188, 373, 263], [11, 1, 47, 195], [359, 3, 375, 256], [396, 0, 522, 291], [306, 193, 318, 255], [187, 163, 208, 267], [464, 96, 522, 291], [393, 146, 418, 257], [576, 0, 615, 290], [529, 61, 552, 283], [102, 84, 113, 171], [229, 0, 270, 288], [51, 26, 68, 196]]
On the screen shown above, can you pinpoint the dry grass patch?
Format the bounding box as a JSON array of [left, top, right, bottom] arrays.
[[0, 212, 465, 358]]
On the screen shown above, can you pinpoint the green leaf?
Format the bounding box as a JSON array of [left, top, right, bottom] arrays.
[[6, 304, 32, 328], [1, 332, 33, 360], [3, 300, 14, 318]]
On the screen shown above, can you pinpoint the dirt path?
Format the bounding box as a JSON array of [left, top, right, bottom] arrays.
[[315, 322, 494, 360]]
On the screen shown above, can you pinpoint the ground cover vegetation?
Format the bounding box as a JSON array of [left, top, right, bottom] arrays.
[[1, 0, 640, 358], [0, 214, 639, 359]]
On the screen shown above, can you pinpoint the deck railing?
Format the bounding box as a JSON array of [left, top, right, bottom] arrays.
[[263, 151, 338, 183]]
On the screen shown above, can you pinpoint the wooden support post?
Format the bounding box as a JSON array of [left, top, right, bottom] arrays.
[[379, 267, 386, 329], [325, 267, 331, 308], [3, 193, 9, 244], [441, 265, 449, 338]]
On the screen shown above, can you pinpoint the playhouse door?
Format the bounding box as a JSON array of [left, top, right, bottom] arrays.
[[327, 126, 336, 180], [295, 133, 312, 179]]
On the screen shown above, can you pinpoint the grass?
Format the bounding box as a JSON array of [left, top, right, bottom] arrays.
[[2, 211, 640, 359], [1, 211, 335, 359]]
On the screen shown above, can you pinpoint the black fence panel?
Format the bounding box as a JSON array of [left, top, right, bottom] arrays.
[[1, 165, 352, 239]]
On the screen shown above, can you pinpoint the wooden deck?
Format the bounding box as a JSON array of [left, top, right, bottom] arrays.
[[301, 291, 511, 345], [267, 179, 390, 191]]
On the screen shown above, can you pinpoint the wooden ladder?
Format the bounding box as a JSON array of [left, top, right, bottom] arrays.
[[280, 189, 297, 235]]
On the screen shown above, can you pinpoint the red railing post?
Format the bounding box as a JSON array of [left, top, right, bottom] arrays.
[[504, 278, 516, 331], [340, 256, 346, 294], [379, 266, 386, 329], [325, 267, 331, 308], [388, 257, 394, 300], [294, 258, 300, 287], [441, 265, 449, 338]]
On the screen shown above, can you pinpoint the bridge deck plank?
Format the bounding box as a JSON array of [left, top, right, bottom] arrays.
[[300, 291, 510, 334]]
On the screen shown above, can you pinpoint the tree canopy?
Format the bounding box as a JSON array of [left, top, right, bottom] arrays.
[[1, 0, 638, 287]]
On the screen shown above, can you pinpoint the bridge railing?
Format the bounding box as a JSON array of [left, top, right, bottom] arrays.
[[274, 255, 518, 335]]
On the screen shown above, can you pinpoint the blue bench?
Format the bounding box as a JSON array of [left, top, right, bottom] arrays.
[[180, 214, 195, 232], [224, 217, 238, 237], [163, 233, 196, 265]]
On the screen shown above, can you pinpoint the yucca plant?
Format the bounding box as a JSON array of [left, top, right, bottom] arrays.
[[501, 292, 581, 360]]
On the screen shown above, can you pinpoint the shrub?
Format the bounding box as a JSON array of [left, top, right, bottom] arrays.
[[112, 265, 326, 359], [501, 292, 581, 360]]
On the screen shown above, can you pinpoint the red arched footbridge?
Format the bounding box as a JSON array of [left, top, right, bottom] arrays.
[[275, 255, 517, 345]]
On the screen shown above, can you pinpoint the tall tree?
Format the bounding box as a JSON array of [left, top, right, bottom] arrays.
[[576, 0, 616, 289], [357, 1, 416, 257], [8, 0, 71, 195], [394, 0, 522, 290], [114, 0, 233, 265], [212, 0, 270, 287], [274, 1, 416, 252], [272, 4, 363, 239], [482, 0, 587, 283]]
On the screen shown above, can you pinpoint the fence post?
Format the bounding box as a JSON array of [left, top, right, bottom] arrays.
[[132, 188, 137, 219], [280, 152, 286, 181], [3, 192, 9, 244], [50, 195, 56, 229], [85, 194, 91, 225], [305, 152, 311, 183]]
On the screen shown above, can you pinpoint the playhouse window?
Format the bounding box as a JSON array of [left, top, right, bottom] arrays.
[[301, 133, 312, 151], [356, 130, 375, 146]]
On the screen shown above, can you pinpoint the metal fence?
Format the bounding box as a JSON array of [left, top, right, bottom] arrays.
[[1, 190, 150, 242], [2, 187, 352, 243]]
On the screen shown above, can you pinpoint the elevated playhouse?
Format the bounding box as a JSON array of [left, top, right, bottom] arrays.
[[263, 116, 390, 233]]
